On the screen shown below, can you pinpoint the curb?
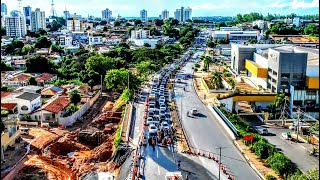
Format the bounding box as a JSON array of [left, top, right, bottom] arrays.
[[233, 141, 266, 180]]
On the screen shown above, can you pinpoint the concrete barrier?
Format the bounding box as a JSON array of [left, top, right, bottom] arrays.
[[207, 104, 236, 140]]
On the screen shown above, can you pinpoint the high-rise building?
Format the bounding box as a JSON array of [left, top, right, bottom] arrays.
[[140, 9, 147, 22], [1, 3, 7, 15], [30, 8, 46, 32], [67, 17, 83, 31], [63, 10, 70, 20], [5, 13, 27, 38], [180, 7, 184, 22], [162, 10, 169, 20], [102, 8, 112, 21], [23, 6, 32, 26], [184, 7, 192, 21], [174, 9, 181, 21]]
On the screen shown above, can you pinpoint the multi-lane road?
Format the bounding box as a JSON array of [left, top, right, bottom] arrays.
[[174, 51, 261, 180]]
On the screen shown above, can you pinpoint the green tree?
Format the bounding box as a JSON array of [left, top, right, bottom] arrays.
[[209, 71, 223, 89], [114, 21, 121, 26], [136, 60, 157, 77], [22, 44, 34, 55], [38, 29, 47, 35], [206, 37, 216, 48], [154, 19, 164, 26], [26, 56, 56, 73], [1, 60, 14, 71], [1, 27, 6, 36], [217, 38, 230, 44], [248, 38, 258, 44], [85, 55, 116, 76], [253, 139, 275, 159], [304, 24, 319, 37], [105, 68, 132, 91], [203, 56, 212, 73], [275, 92, 286, 108], [134, 19, 142, 26], [69, 90, 81, 105], [267, 152, 295, 177], [4, 44, 14, 55], [35, 36, 52, 49], [143, 43, 151, 47], [28, 77, 37, 86], [12, 39, 24, 49]]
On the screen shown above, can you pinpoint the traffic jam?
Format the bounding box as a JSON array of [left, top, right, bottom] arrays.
[[142, 50, 191, 150]]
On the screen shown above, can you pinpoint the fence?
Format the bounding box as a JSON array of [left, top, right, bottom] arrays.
[[211, 104, 239, 137], [59, 101, 90, 127]]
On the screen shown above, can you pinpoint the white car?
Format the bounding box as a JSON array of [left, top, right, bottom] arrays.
[[159, 109, 166, 116], [160, 104, 167, 111], [147, 117, 158, 125], [161, 122, 170, 131], [149, 105, 155, 111], [149, 124, 158, 135], [255, 126, 268, 135]]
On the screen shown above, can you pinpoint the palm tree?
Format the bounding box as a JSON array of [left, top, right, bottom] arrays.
[[209, 71, 223, 89], [203, 56, 213, 74], [275, 92, 286, 108]]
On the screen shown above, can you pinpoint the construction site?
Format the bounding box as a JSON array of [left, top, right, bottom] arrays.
[[13, 93, 132, 180]]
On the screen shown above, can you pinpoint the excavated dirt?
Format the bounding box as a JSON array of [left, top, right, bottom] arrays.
[[15, 94, 127, 179]]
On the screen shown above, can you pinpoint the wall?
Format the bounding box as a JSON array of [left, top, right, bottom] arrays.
[[253, 53, 268, 68], [59, 101, 90, 127], [1, 130, 21, 150], [218, 97, 233, 112]]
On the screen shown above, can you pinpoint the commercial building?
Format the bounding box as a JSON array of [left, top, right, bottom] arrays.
[[59, 35, 73, 47], [102, 8, 112, 21], [212, 30, 261, 43], [293, 17, 301, 27], [174, 9, 181, 21], [23, 6, 32, 27], [5, 14, 27, 38], [231, 44, 256, 74], [63, 10, 70, 20], [88, 36, 103, 45], [1, 3, 7, 15], [67, 17, 83, 32], [220, 27, 242, 31], [161, 10, 169, 20], [184, 7, 192, 21], [30, 8, 46, 32], [140, 9, 147, 22]]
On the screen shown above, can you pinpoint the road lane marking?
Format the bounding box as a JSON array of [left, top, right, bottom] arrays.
[[158, 165, 160, 175], [156, 146, 159, 158]]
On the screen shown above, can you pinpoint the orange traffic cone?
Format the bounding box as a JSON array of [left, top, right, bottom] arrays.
[[228, 174, 232, 179], [208, 153, 212, 159]]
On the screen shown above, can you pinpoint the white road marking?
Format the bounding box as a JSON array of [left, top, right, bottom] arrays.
[[156, 146, 159, 158], [158, 165, 161, 175]]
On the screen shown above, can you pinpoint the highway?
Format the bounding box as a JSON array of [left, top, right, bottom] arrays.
[[174, 54, 261, 180]]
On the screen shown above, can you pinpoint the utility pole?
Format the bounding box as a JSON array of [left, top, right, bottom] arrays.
[[216, 147, 226, 180], [296, 107, 301, 143], [100, 75, 103, 97]]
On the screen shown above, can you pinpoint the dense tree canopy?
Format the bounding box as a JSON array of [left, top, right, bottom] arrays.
[[35, 36, 52, 49], [26, 56, 56, 73]]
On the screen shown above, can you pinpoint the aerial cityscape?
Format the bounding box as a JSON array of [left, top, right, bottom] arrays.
[[0, 0, 319, 180]]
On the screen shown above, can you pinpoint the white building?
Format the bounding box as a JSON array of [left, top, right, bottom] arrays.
[[67, 18, 83, 32], [30, 8, 45, 32], [59, 35, 73, 47], [102, 8, 112, 21], [252, 20, 266, 30], [2, 92, 41, 115], [140, 9, 147, 22], [174, 9, 181, 21], [132, 39, 161, 49], [161, 10, 169, 20], [293, 17, 300, 27], [131, 29, 150, 39], [88, 36, 103, 45], [212, 30, 260, 43], [184, 7, 192, 21], [220, 27, 242, 31], [5, 14, 26, 38]]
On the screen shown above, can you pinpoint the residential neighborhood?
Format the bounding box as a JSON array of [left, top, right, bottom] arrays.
[[0, 0, 319, 180]]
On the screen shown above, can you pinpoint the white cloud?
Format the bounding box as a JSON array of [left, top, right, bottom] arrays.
[[268, 0, 319, 9]]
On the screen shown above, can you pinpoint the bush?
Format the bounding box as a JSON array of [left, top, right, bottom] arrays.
[[253, 140, 276, 159], [194, 63, 200, 68], [267, 152, 296, 177], [265, 174, 277, 180], [194, 67, 198, 72], [113, 125, 122, 148]]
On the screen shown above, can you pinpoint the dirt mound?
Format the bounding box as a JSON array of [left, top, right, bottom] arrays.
[[90, 141, 114, 162], [29, 128, 61, 150], [14, 166, 48, 180], [45, 138, 90, 157], [23, 155, 75, 180], [103, 101, 115, 112]]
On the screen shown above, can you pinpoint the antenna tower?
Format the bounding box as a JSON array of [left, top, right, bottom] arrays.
[[17, 0, 22, 13], [50, 0, 57, 18]]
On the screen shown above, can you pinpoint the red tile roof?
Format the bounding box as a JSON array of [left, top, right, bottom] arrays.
[[44, 97, 70, 114], [35, 73, 56, 82], [1, 91, 13, 98], [9, 74, 32, 82], [1, 103, 17, 110]]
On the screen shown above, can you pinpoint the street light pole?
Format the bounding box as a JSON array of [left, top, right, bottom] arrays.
[[216, 146, 226, 180]]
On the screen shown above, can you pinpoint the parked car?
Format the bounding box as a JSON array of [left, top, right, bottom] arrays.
[[282, 131, 292, 140], [255, 126, 268, 135], [160, 104, 167, 111], [187, 108, 198, 116], [148, 110, 154, 117], [149, 104, 155, 111], [159, 109, 166, 116]]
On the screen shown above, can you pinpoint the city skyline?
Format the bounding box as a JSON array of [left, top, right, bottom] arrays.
[[1, 0, 319, 18]]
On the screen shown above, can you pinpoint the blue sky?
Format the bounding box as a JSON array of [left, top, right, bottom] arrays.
[[2, 0, 319, 17]]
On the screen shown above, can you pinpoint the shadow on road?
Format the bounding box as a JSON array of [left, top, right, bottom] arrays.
[[195, 113, 207, 118]]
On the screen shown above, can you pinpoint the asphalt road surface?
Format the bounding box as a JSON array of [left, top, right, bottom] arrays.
[[241, 116, 319, 173], [174, 58, 261, 180]]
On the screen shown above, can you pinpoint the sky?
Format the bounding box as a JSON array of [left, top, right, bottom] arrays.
[[2, 0, 319, 18]]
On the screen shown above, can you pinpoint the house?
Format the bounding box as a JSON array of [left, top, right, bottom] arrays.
[[1, 103, 20, 151], [35, 97, 70, 124], [35, 73, 57, 86], [2, 73, 33, 87], [12, 60, 27, 69], [41, 86, 63, 97], [16, 85, 42, 94], [77, 85, 91, 95], [2, 92, 41, 115]]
